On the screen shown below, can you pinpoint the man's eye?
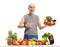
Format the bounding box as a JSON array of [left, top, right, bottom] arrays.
[[30, 7, 32, 8]]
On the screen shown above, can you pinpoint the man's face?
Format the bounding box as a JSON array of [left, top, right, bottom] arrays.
[[28, 4, 35, 14]]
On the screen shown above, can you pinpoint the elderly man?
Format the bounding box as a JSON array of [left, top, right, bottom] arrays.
[[18, 3, 47, 40]]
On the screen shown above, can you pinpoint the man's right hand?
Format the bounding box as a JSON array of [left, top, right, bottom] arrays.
[[25, 22, 33, 28]]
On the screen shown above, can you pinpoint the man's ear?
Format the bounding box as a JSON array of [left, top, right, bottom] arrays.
[[28, 7, 29, 10]]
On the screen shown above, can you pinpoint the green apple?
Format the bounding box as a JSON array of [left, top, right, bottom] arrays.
[[46, 42, 49, 45], [31, 41, 36, 45], [31, 38, 38, 42]]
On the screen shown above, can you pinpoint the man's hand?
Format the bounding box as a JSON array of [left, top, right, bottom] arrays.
[[41, 25, 47, 29], [25, 22, 33, 28], [18, 17, 25, 28], [37, 17, 47, 30]]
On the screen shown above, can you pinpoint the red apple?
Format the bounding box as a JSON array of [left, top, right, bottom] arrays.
[[23, 39, 29, 45], [36, 41, 44, 45], [17, 39, 22, 45], [39, 40, 45, 45], [47, 22, 51, 26], [44, 22, 47, 25], [22, 41, 26, 45], [47, 21, 56, 26], [16, 41, 19, 45], [39, 41, 43, 45], [44, 22, 54, 26], [17, 40, 22, 45], [36, 41, 40, 45], [18, 41, 23, 45], [44, 22, 50, 26], [12, 40, 16, 45]]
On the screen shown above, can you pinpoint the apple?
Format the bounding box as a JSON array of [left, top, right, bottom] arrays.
[[31, 38, 38, 42], [31, 41, 36, 45], [22, 40, 26, 45], [17, 38, 22, 45], [44, 21, 52, 26], [23, 39, 29, 45], [22, 40, 29, 45], [47, 22, 51, 26], [44, 22, 51, 26], [40, 41, 43, 45], [44, 22, 47, 25], [12, 40, 16, 45], [44, 21, 55, 26], [51, 21, 54, 25], [44, 19, 48, 22], [18, 41, 22, 45], [24, 39, 29, 45], [51, 21, 56, 26], [38, 40, 45, 45], [19, 41, 22, 45], [46, 42, 49, 45], [28, 40, 31, 45], [16, 41, 19, 45], [36, 41, 40, 45], [36, 40, 45, 45]]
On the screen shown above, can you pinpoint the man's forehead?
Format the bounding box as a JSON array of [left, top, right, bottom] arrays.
[[28, 3, 35, 7]]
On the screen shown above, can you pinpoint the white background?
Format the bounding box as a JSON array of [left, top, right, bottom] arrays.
[[0, 0, 60, 46]]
